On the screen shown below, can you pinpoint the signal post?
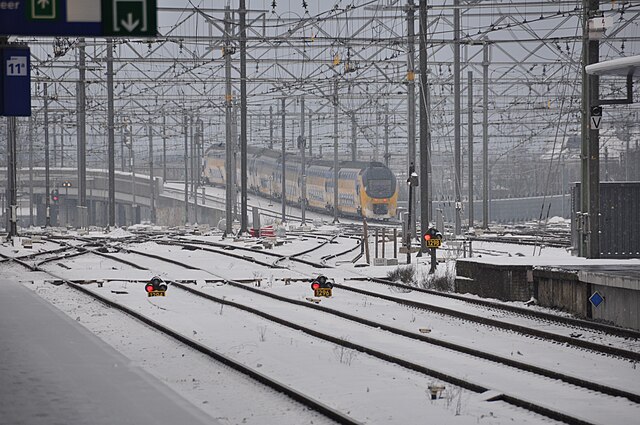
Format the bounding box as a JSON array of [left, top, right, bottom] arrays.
[[422, 227, 442, 274]]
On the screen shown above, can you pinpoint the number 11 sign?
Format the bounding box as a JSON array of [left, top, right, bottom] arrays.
[[0, 47, 31, 117]]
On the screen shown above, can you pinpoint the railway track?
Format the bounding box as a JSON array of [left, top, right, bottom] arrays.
[[3, 247, 547, 424], [5, 232, 639, 424], [345, 276, 640, 340], [0, 251, 360, 425], [26, 238, 639, 424], [84, 234, 640, 360]]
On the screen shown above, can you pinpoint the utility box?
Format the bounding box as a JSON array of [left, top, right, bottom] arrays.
[[572, 182, 640, 258]]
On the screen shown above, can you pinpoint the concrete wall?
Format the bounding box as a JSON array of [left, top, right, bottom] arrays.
[[590, 284, 640, 330], [456, 262, 640, 330], [533, 268, 588, 318], [156, 196, 225, 228], [455, 260, 532, 301]]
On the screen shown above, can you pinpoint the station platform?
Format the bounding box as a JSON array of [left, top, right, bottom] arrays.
[[0, 281, 216, 425], [455, 257, 640, 330]]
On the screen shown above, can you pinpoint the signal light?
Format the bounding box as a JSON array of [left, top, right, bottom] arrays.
[[51, 189, 59, 203], [146, 276, 168, 293], [310, 275, 332, 290], [422, 227, 443, 252]]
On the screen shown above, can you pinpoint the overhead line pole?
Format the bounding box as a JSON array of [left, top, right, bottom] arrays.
[[77, 38, 87, 228], [28, 116, 34, 227], [453, 0, 462, 236], [300, 97, 306, 226], [281, 97, 286, 223], [581, 0, 600, 258], [308, 112, 313, 156], [162, 114, 167, 182], [44, 82, 51, 227], [468, 71, 474, 230], [107, 38, 116, 227], [184, 113, 189, 225], [419, 0, 429, 250], [333, 80, 339, 224], [239, 0, 248, 234], [351, 113, 357, 162], [6, 116, 17, 236], [224, 6, 233, 234], [384, 104, 389, 167], [482, 43, 490, 229], [407, 0, 417, 239], [269, 105, 273, 149], [149, 119, 156, 223]]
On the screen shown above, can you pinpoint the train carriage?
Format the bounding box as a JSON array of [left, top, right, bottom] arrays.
[[203, 144, 398, 220]]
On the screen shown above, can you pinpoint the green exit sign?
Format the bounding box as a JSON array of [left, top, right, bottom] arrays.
[[27, 0, 58, 20], [103, 0, 157, 37], [1, 0, 156, 37]]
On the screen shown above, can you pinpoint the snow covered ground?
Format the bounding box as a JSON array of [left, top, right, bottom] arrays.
[[1, 225, 639, 424]]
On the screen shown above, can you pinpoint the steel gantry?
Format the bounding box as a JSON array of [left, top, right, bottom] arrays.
[[1, 0, 638, 238]]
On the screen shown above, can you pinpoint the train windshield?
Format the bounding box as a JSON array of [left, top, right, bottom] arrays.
[[363, 165, 396, 198]]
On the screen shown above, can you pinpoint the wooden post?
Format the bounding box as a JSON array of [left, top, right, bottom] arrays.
[[393, 228, 398, 259], [363, 219, 371, 264], [374, 228, 379, 259]]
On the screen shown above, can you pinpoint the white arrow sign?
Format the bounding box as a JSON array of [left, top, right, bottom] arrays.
[[121, 13, 140, 32], [590, 115, 602, 130]]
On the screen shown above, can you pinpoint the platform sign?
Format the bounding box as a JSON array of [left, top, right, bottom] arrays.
[[103, 0, 156, 37], [589, 291, 604, 308], [426, 238, 441, 248], [590, 106, 602, 130], [314, 287, 332, 297], [0, 47, 31, 117], [0, 0, 156, 37]]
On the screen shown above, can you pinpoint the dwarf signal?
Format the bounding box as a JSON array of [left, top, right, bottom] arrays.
[[422, 227, 443, 249], [311, 275, 333, 297], [145, 276, 168, 297]]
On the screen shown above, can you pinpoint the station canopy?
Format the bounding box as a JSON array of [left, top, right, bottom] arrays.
[[585, 55, 640, 77]]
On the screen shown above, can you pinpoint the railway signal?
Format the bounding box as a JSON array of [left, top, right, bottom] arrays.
[[422, 227, 442, 275], [145, 276, 168, 297], [311, 275, 333, 297], [422, 227, 443, 249], [51, 189, 59, 203]]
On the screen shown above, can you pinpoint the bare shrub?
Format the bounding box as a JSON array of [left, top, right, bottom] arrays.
[[419, 262, 455, 292], [386, 265, 416, 285]]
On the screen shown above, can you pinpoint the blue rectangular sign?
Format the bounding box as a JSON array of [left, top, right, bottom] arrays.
[[0, 46, 31, 117], [0, 0, 102, 36]]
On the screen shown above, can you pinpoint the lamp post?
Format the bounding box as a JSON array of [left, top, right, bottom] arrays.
[[123, 118, 136, 224], [406, 165, 419, 264]]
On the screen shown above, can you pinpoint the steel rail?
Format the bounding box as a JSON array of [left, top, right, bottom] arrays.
[[176, 279, 640, 405], [0, 253, 362, 425], [345, 276, 640, 341], [170, 281, 598, 425], [333, 282, 640, 361]]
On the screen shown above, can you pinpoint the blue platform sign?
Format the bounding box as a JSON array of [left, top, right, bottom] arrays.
[[0, 47, 31, 117], [0, 0, 157, 37], [589, 291, 604, 308]]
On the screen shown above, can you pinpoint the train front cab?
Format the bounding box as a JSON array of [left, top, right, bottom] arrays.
[[359, 164, 398, 219]]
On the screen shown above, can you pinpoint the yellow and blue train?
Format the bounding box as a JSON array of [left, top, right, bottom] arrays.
[[202, 144, 398, 220]]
